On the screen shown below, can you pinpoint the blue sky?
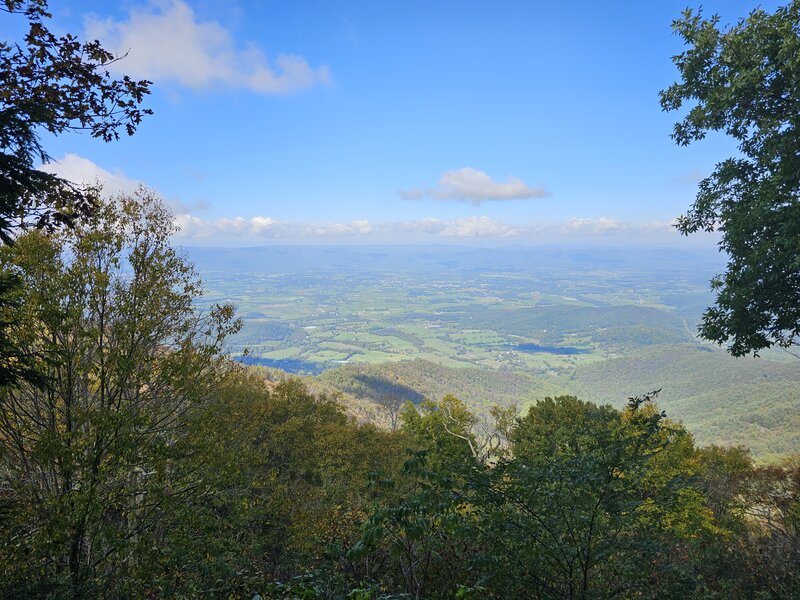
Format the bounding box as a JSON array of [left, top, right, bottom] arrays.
[[7, 0, 780, 245]]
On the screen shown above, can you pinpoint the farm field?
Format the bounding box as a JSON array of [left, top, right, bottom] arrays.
[[191, 245, 717, 373], [188, 245, 800, 458]]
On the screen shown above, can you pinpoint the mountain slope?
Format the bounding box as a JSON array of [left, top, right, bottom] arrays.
[[560, 344, 800, 458], [317, 359, 565, 411]]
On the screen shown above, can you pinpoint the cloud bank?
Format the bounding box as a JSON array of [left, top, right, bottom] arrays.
[[39, 155, 687, 245], [399, 167, 549, 205], [175, 215, 374, 240], [563, 216, 624, 234], [85, 0, 331, 94], [170, 215, 682, 243], [397, 216, 520, 237]]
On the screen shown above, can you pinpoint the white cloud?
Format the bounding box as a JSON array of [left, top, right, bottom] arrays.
[[40, 153, 210, 216], [40, 153, 140, 196], [196, 216, 283, 238], [640, 219, 679, 232], [170, 213, 701, 244], [308, 220, 373, 236], [250, 216, 277, 234], [563, 217, 625, 234], [395, 217, 519, 238], [165, 213, 698, 244], [174, 213, 213, 237], [439, 216, 520, 237], [215, 217, 249, 234], [33, 158, 683, 244], [399, 167, 549, 205], [350, 219, 373, 234], [172, 216, 376, 240], [85, 0, 331, 94], [397, 218, 446, 234]]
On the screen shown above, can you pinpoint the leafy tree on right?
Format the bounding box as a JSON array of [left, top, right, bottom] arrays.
[[660, 1, 800, 356]]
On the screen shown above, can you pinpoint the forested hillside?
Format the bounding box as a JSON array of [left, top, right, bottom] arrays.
[[562, 344, 800, 458], [317, 359, 564, 412], [306, 347, 800, 460]]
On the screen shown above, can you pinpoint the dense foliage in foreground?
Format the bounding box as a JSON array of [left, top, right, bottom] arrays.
[[0, 195, 797, 599]]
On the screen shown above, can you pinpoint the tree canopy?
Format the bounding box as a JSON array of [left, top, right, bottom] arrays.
[[0, 190, 238, 596], [0, 0, 151, 243], [0, 0, 151, 390], [660, 1, 800, 356]]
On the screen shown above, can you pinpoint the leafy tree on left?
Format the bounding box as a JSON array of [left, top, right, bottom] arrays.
[[0, 0, 151, 387], [0, 190, 239, 598], [0, 0, 151, 241]]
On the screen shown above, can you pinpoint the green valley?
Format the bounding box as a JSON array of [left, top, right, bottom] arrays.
[[189, 245, 800, 460]]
